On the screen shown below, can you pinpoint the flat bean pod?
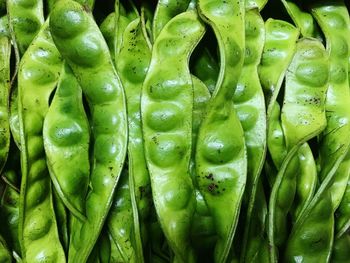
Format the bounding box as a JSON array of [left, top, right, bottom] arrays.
[[0, 235, 11, 263], [232, 8, 266, 263], [116, 17, 152, 254], [50, 1, 128, 261], [17, 19, 65, 262], [141, 10, 205, 262], [43, 63, 90, 220], [196, 0, 246, 262]]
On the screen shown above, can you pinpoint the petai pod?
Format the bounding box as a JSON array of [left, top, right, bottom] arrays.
[[0, 234, 11, 263], [17, 19, 65, 262], [116, 17, 152, 254], [107, 168, 141, 263], [43, 63, 90, 220], [232, 8, 266, 263], [0, 16, 11, 174], [268, 37, 329, 262], [50, 1, 128, 261], [141, 10, 205, 263], [152, 0, 191, 41], [195, 0, 246, 262], [7, 0, 44, 55]]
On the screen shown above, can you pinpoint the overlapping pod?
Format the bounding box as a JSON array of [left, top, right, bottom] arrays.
[[43, 63, 90, 221], [49, 1, 128, 261], [281, 0, 321, 38], [7, 0, 44, 55], [152, 0, 191, 41], [233, 8, 266, 263], [284, 2, 350, 262], [116, 17, 152, 255], [336, 180, 350, 237], [0, 16, 11, 173], [141, 10, 205, 262], [0, 170, 20, 256], [269, 38, 329, 262], [107, 169, 141, 262], [17, 19, 65, 262], [331, 234, 350, 262], [195, 0, 246, 262]]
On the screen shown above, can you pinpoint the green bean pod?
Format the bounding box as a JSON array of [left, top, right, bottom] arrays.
[[0, 234, 11, 263], [152, 0, 191, 41], [50, 1, 128, 261], [281, 0, 321, 39], [0, 171, 20, 256], [116, 17, 152, 254], [7, 0, 44, 55], [232, 8, 266, 263], [43, 63, 90, 220], [190, 76, 214, 260], [268, 37, 329, 262], [332, 234, 350, 262], [335, 179, 350, 237], [258, 19, 299, 118], [141, 11, 205, 262], [17, 19, 65, 262], [311, 0, 350, 199], [52, 188, 69, 253], [195, 0, 246, 262], [0, 16, 11, 174], [245, 0, 268, 11], [107, 168, 141, 262], [100, 12, 116, 55]]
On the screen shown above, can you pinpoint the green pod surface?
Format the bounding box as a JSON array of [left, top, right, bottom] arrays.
[[195, 0, 246, 262], [281, 0, 321, 39], [43, 63, 90, 220], [284, 188, 334, 262], [0, 171, 20, 256], [331, 234, 350, 263], [7, 0, 44, 55], [141, 11, 205, 262], [116, 17, 152, 255], [0, 16, 11, 174], [233, 8, 266, 263], [0, 235, 11, 263], [269, 37, 329, 262], [107, 168, 140, 262], [50, 1, 128, 261], [335, 178, 350, 237], [52, 188, 69, 253], [17, 19, 65, 263], [152, 0, 191, 41], [100, 12, 115, 55], [311, 0, 350, 198], [258, 19, 299, 118], [245, 0, 268, 11], [9, 87, 21, 150]]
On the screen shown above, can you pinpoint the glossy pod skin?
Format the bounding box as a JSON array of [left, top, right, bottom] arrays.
[[269, 38, 329, 262], [258, 19, 299, 120], [283, 3, 350, 262], [335, 179, 350, 237], [0, 170, 20, 256], [232, 8, 266, 263], [17, 19, 65, 262], [141, 11, 205, 262], [107, 168, 140, 262], [195, 0, 246, 262], [43, 63, 90, 220], [116, 17, 152, 255], [245, 0, 268, 11], [281, 0, 321, 39], [0, 16, 11, 174], [7, 0, 44, 55], [152, 0, 191, 41], [331, 234, 350, 262], [50, 1, 128, 261]]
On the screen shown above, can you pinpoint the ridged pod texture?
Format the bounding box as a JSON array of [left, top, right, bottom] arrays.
[[195, 0, 246, 262], [49, 1, 128, 261], [18, 20, 65, 263], [141, 11, 205, 262]]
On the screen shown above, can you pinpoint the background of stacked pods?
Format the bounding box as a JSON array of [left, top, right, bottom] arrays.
[[0, 0, 350, 262]]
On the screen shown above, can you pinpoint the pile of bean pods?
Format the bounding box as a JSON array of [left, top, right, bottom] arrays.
[[1, 0, 350, 262]]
